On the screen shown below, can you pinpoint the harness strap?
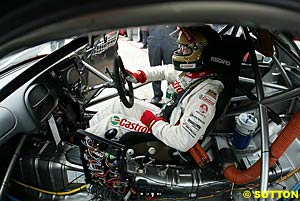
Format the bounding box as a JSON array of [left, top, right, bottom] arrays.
[[162, 74, 215, 121]]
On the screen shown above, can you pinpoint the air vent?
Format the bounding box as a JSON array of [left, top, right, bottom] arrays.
[[28, 84, 49, 107], [26, 84, 57, 122]]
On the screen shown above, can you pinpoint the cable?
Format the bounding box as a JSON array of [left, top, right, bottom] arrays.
[[275, 165, 300, 183], [10, 179, 87, 196], [176, 151, 188, 162], [64, 173, 85, 190]]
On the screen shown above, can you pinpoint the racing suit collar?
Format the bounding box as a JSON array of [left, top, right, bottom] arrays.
[[184, 68, 213, 79]]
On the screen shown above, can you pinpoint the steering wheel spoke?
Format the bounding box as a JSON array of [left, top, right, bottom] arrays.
[[125, 88, 133, 96]]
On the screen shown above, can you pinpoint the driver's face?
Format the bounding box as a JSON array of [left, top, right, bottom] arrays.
[[180, 45, 192, 55], [174, 44, 192, 56]]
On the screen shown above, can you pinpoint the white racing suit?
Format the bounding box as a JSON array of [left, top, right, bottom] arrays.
[[87, 64, 224, 152]]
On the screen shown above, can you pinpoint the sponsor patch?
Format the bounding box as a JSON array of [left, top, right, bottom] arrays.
[[205, 89, 217, 100], [111, 115, 121, 126], [196, 110, 207, 118], [182, 123, 197, 138], [200, 94, 216, 106], [110, 116, 150, 133], [199, 104, 208, 114], [189, 113, 206, 125], [180, 63, 196, 69], [187, 119, 202, 130], [171, 80, 184, 93]]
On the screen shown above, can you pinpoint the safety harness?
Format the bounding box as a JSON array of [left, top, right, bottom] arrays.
[[162, 74, 215, 122]]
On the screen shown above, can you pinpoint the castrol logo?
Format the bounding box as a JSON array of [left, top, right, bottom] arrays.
[[111, 115, 121, 126], [110, 116, 150, 133]]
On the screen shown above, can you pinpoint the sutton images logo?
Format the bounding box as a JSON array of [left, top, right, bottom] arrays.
[[243, 190, 299, 199]]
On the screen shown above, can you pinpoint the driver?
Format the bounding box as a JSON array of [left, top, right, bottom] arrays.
[[87, 26, 273, 152]]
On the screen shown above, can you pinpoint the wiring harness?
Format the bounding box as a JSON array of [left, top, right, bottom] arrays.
[[80, 134, 131, 200]]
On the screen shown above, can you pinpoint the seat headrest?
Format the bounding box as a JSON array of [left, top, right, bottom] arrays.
[[203, 35, 245, 77]]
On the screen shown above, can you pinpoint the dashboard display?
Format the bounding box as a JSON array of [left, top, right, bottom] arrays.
[[59, 63, 81, 86]]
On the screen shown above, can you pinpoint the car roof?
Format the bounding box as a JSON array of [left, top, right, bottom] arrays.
[[1, 0, 300, 58]]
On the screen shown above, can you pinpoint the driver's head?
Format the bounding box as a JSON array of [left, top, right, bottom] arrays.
[[171, 26, 220, 72]]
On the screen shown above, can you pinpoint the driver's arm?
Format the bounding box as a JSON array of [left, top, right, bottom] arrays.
[[127, 64, 181, 83], [149, 79, 223, 152]]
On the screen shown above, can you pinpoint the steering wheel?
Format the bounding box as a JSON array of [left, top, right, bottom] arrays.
[[113, 55, 134, 108]]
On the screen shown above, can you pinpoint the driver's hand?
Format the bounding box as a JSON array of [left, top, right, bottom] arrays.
[[140, 110, 166, 132], [126, 70, 147, 83]]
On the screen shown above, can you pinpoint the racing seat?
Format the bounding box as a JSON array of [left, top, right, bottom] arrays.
[[118, 35, 242, 164]]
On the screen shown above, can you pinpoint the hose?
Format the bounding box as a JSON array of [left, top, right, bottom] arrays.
[[189, 143, 210, 167], [223, 111, 300, 185]]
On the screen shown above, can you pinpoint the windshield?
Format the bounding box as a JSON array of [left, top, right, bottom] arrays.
[[0, 38, 73, 73]]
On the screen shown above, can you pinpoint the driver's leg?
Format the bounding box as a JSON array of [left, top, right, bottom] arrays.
[[88, 98, 160, 128], [87, 98, 160, 139]]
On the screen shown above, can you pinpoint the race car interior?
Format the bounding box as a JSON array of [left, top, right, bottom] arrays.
[[1, 24, 300, 201]]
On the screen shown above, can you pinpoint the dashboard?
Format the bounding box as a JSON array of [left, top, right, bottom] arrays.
[[25, 57, 83, 124], [0, 55, 85, 145]]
